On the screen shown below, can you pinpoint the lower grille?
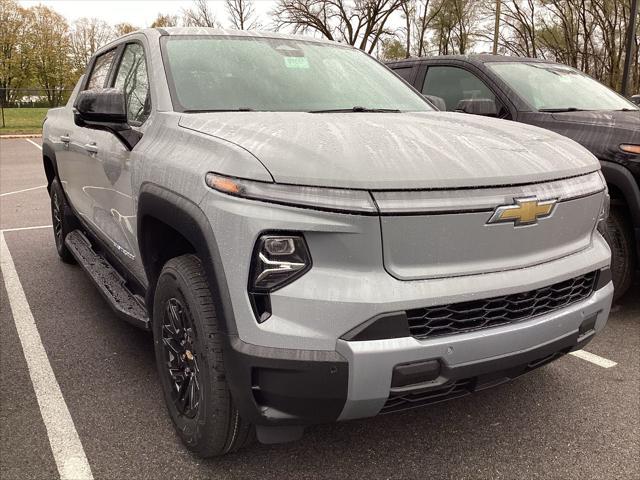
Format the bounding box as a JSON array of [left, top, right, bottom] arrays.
[[407, 271, 597, 339], [382, 379, 474, 413], [381, 349, 568, 414]]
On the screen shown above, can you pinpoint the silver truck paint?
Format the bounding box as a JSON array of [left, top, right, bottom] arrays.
[[43, 28, 613, 427]]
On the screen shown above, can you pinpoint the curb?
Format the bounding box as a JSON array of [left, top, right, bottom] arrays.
[[0, 134, 42, 139]]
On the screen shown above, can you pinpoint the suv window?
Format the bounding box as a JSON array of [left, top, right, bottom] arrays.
[[394, 66, 414, 82], [86, 49, 117, 90], [422, 66, 495, 112], [114, 43, 151, 125]]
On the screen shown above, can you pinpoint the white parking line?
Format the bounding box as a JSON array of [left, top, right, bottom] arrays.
[[1, 224, 52, 233], [569, 349, 617, 368], [25, 138, 43, 150], [0, 232, 94, 479], [0, 185, 47, 197]]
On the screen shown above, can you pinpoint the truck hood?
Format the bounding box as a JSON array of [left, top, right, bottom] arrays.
[[549, 109, 640, 132], [179, 111, 599, 189]]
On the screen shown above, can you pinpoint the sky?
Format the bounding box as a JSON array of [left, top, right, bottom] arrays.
[[19, 0, 278, 28]]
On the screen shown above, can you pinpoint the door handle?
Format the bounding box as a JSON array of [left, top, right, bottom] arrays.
[[84, 142, 98, 154], [60, 134, 70, 143]]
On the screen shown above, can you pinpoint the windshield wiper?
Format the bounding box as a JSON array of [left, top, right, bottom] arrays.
[[538, 107, 590, 113], [183, 108, 255, 113], [309, 106, 401, 113]]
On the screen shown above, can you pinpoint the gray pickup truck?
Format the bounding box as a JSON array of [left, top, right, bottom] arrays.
[[42, 28, 613, 457]]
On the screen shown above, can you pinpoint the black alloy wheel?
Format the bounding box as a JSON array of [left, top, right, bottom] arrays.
[[161, 297, 201, 419]]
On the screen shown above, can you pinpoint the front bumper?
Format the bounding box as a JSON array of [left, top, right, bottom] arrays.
[[224, 278, 613, 427]]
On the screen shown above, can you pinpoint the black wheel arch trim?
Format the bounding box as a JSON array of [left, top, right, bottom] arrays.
[[137, 182, 237, 335], [600, 161, 640, 228], [42, 141, 60, 193]]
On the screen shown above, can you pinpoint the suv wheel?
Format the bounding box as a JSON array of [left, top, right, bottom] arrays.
[[601, 207, 635, 301], [49, 178, 77, 263], [153, 254, 253, 457]]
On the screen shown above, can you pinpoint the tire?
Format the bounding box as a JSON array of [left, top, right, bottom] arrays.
[[601, 207, 636, 301], [153, 254, 253, 457], [49, 178, 77, 263]]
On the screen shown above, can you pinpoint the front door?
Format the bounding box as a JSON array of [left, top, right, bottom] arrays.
[[85, 41, 152, 280]]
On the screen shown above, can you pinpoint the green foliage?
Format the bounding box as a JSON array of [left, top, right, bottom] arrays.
[[381, 38, 407, 61]]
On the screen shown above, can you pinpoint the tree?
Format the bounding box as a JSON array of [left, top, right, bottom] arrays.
[[0, 0, 32, 105], [430, 0, 482, 55], [151, 13, 179, 28], [273, 0, 404, 54], [69, 18, 114, 73], [182, 0, 219, 27], [28, 5, 74, 106], [496, 0, 540, 57], [411, 0, 444, 56], [380, 37, 406, 60], [114, 22, 139, 36], [226, 0, 260, 30]]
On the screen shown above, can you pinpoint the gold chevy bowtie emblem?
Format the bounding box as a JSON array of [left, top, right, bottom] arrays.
[[488, 197, 557, 226]]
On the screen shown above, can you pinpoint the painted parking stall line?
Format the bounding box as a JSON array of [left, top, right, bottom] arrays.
[[0, 185, 47, 197], [0, 232, 94, 480], [1, 224, 53, 233], [569, 349, 618, 368], [25, 138, 43, 150]]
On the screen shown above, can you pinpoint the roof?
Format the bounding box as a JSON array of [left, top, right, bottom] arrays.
[[387, 54, 558, 67], [148, 27, 338, 45]]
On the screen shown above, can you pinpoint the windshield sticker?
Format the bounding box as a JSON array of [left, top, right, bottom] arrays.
[[284, 57, 309, 69]]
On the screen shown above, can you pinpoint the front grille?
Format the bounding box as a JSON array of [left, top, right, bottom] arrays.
[[407, 272, 597, 339]]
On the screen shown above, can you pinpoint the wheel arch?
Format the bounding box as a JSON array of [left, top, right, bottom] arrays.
[[600, 161, 640, 227], [137, 183, 237, 335], [42, 142, 59, 193]]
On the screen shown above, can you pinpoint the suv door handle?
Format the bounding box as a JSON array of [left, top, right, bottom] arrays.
[[60, 134, 70, 143], [84, 142, 98, 154]]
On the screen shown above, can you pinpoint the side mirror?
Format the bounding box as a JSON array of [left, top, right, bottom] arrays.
[[74, 89, 142, 150], [424, 95, 446, 111], [455, 98, 498, 117]]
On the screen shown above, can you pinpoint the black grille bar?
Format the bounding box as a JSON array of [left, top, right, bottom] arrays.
[[407, 272, 597, 340]]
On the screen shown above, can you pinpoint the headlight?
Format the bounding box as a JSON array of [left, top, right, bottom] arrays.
[[248, 234, 312, 323], [205, 172, 377, 214], [619, 144, 640, 155], [596, 172, 610, 233]]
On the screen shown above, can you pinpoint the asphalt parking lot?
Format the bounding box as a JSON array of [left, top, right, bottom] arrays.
[[1, 137, 639, 480]]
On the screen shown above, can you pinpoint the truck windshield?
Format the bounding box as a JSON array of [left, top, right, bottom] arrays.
[[162, 36, 431, 113], [487, 62, 638, 112]]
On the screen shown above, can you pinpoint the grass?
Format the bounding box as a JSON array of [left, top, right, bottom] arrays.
[[0, 107, 49, 135]]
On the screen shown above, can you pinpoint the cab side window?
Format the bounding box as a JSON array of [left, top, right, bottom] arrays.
[[394, 66, 414, 82], [113, 43, 151, 125], [422, 66, 495, 112], [86, 49, 117, 90]]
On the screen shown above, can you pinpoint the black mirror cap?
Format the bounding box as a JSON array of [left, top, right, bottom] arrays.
[[74, 88, 128, 124], [424, 95, 446, 111], [73, 88, 142, 150], [455, 98, 498, 117]]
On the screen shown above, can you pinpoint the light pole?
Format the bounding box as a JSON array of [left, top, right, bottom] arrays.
[[493, 0, 501, 55], [621, 0, 638, 96]]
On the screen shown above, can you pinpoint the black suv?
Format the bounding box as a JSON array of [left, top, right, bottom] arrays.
[[388, 55, 639, 299]]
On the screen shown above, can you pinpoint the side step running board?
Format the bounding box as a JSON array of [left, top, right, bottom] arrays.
[[65, 230, 150, 330]]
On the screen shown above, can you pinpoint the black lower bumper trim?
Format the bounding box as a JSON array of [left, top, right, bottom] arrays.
[[382, 328, 596, 414], [223, 336, 348, 426]]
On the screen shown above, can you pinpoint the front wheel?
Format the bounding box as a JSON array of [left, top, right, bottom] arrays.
[[601, 207, 636, 301], [153, 254, 253, 457]]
